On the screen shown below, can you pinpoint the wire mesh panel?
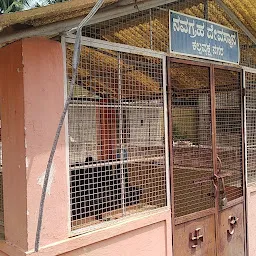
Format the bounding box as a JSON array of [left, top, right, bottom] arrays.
[[214, 68, 243, 203], [83, 0, 203, 53], [245, 72, 256, 185], [83, 0, 256, 68], [170, 61, 215, 218], [67, 44, 167, 231]]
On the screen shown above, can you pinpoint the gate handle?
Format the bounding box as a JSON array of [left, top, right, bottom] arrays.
[[217, 156, 222, 173], [228, 216, 239, 235], [190, 228, 204, 248]]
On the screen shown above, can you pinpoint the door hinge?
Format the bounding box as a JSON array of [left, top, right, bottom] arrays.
[[242, 87, 246, 97]]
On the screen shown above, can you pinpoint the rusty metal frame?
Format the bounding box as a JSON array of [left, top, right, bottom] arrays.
[[242, 67, 249, 256], [210, 63, 220, 256], [213, 64, 245, 256], [213, 64, 244, 204]]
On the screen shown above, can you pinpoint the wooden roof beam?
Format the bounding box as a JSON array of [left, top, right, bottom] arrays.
[[215, 0, 256, 45]]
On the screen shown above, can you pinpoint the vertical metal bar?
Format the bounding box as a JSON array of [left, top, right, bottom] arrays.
[[118, 52, 125, 216], [148, 100, 151, 147], [242, 68, 249, 256], [210, 64, 220, 256], [163, 56, 171, 209], [61, 36, 72, 236], [167, 58, 176, 249], [204, 0, 209, 20], [163, 56, 173, 256], [149, 9, 153, 50]]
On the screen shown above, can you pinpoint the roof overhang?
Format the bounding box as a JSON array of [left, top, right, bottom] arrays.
[[0, 0, 255, 48], [0, 0, 178, 47]]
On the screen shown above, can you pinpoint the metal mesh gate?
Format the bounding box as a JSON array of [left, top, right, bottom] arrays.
[[170, 61, 243, 219], [214, 68, 243, 202], [170, 61, 215, 218], [66, 43, 167, 231], [245, 71, 256, 185]]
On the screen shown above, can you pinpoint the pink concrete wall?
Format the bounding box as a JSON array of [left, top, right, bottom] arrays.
[[0, 40, 28, 250], [247, 186, 256, 256], [0, 38, 69, 253], [61, 222, 167, 256], [22, 37, 69, 250]]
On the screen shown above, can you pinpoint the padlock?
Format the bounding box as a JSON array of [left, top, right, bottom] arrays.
[[221, 196, 227, 207], [219, 176, 228, 208]]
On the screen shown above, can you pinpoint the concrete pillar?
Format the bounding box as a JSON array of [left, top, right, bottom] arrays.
[[0, 37, 69, 254]]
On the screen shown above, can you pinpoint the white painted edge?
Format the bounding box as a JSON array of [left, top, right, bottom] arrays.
[[242, 68, 249, 256], [243, 66, 256, 74], [65, 35, 165, 59], [163, 56, 171, 209]]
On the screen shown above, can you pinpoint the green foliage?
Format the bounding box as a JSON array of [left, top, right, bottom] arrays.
[[0, 0, 68, 14], [0, 0, 27, 13]]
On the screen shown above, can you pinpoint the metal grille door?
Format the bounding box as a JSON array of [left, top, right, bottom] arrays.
[[169, 61, 214, 218], [214, 68, 245, 256], [170, 59, 245, 256]]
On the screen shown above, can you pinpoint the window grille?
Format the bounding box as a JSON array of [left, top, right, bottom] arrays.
[[66, 44, 167, 231], [245, 71, 256, 185]]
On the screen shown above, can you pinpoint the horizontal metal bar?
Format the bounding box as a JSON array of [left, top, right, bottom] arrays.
[[70, 156, 165, 170], [222, 196, 244, 210], [245, 108, 256, 111], [71, 207, 169, 236], [69, 103, 162, 109], [246, 145, 256, 149], [243, 66, 256, 74], [155, 7, 169, 12], [174, 208, 216, 225], [65, 35, 166, 58], [168, 52, 242, 68]]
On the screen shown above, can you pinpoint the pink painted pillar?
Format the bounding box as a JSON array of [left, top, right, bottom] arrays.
[[0, 38, 69, 253]]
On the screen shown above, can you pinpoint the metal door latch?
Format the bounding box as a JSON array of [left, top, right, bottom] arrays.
[[227, 216, 239, 235], [190, 228, 204, 248], [219, 176, 227, 208]]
